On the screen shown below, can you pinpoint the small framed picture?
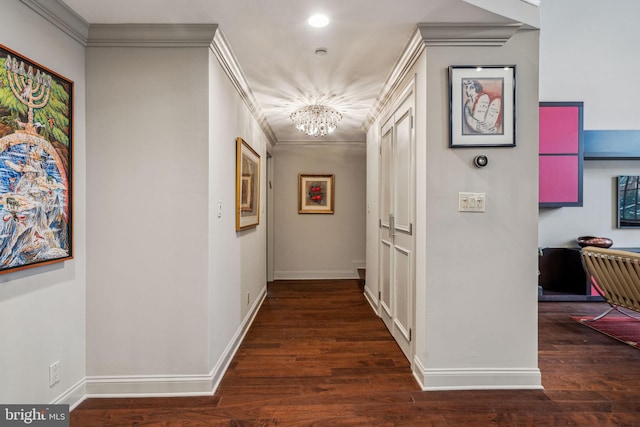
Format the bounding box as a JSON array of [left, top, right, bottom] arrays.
[[449, 65, 516, 148], [235, 137, 260, 230], [298, 174, 334, 214]]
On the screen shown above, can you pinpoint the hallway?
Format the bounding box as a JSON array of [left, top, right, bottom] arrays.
[[71, 280, 640, 426]]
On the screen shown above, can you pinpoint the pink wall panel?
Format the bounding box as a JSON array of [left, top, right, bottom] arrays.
[[539, 156, 579, 203], [539, 106, 579, 154]]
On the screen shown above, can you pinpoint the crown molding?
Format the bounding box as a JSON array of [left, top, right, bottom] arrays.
[[210, 30, 277, 147], [19, 0, 89, 45], [87, 24, 219, 47], [363, 22, 522, 131], [363, 28, 425, 132], [84, 23, 276, 147], [274, 141, 366, 150], [418, 23, 522, 46]]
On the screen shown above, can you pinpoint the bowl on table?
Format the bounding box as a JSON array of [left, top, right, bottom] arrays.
[[577, 236, 613, 248]]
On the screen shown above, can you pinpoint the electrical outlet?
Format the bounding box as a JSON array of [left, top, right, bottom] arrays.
[[49, 361, 60, 387]]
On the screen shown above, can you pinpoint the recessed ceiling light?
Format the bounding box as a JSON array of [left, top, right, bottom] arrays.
[[308, 14, 330, 28]]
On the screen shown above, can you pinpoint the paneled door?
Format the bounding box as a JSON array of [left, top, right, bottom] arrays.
[[378, 87, 415, 361]]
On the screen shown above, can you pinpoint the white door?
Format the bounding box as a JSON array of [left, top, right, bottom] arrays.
[[378, 88, 415, 361]]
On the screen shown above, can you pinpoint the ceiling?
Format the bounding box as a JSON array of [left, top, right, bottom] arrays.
[[60, 0, 521, 144]]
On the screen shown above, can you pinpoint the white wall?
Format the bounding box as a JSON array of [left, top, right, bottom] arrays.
[[0, 0, 87, 405], [539, 0, 640, 247], [207, 46, 268, 374], [273, 143, 366, 279], [85, 26, 269, 396], [421, 30, 540, 388], [86, 45, 211, 377], [366, 27, 541, 389]]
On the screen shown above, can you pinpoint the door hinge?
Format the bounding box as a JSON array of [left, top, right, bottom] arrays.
[[409, 328, 412, 341], [378, 291, 381, 300]]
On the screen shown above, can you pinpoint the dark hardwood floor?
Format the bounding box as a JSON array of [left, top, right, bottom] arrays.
[[71, 280, 640, 426]]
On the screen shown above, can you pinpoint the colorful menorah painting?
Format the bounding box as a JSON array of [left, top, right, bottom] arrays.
[[0, 44, 73, 274]]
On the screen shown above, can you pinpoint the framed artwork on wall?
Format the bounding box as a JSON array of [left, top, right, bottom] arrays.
[[0, 44, 73, 274], [298, 174, 335, 214], [617, 175, 640, 228], [449, 65, 516, 148], [236, 137, 260, 230]]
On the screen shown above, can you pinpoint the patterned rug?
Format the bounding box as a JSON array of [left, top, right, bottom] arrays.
[[573, 315, 640, 349]]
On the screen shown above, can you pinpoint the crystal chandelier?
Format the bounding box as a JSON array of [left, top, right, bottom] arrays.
[[290, 105, 342, 137]]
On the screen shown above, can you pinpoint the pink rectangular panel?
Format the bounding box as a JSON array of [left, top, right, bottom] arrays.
[[539, 156, 579, 203], [539, 106, 579, 154]]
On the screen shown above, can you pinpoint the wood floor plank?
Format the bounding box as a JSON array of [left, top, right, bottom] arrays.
[[71, 280, 640, 426]]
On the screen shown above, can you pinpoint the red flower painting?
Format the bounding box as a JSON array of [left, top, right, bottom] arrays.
[[308, 184, 325, 204]]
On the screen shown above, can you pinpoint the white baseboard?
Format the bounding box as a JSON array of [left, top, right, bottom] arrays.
[[84, 374, 216, 398], [63, 286, 268, 408], [352, 259, 366, 271], [363, 286, 378, 312], [51, 378, 87, 410], [274, 270, 358, 280], [413, 358, 543, 391], [209, 285, 267, 392]]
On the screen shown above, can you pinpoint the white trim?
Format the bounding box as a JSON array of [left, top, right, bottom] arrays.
[[50, 378, 87, 411], [61, 286, 267, 404], [274, 141, 365, 149], [412, 355, 427, 389], [364, 22, 522, 132], [19, 0, 89, 45], [84, 374, 215, 398], [87, 23, 218, 48], [417, 23, 522, 47], [520, 0, 541, 6], [274, 270, 359, 280], [352, 259, 366, 272], [363, 286, 379, 312], [210, 29, 277, 147], [413, 365, 543, 391], [84, 23, 276, 148], [209, 285, 267, 392], [363, 28, 424, 132]]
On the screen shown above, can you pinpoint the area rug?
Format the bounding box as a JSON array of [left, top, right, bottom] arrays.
[[572, 316, 640, 349]]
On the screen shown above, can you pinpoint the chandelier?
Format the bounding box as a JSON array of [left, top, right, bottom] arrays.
[[290, 105, 342, 137]]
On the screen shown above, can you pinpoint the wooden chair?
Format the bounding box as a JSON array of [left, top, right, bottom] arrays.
[[580, 246, 640, 321]]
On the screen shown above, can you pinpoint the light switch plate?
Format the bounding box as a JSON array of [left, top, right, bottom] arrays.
[[459, 192, 486, 212]]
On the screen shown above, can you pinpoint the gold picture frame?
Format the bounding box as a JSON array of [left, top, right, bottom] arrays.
[[236, 137, 260, 230], [298, 174, 335, 214]]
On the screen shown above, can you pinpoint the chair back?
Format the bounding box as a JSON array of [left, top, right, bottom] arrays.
[[580, 246, 640, 313]]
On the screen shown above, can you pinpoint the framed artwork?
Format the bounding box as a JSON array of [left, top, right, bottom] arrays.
[[235, 137, 260, 230], [298, 174, 334, 214], [449, 65, 516, 148], [0, 44, 73, 274], [617, 175, 640, 228]]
